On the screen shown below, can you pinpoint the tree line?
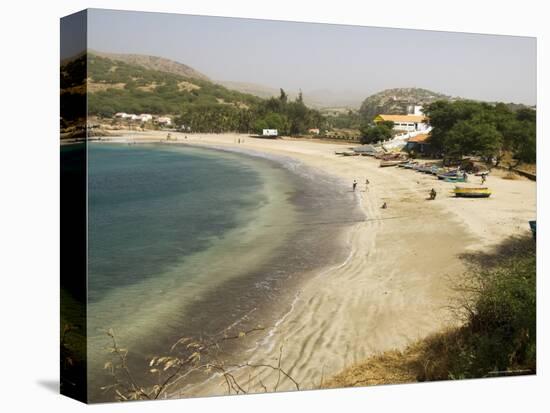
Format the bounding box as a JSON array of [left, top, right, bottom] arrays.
[[172, 89, 323, 135], [355, 100, 536, 165], [424, 100, 536, 164]]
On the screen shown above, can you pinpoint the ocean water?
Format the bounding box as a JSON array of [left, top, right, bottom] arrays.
[[86, 143, 363, 401]]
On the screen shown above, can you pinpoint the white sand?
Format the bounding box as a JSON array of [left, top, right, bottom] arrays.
[[99, 131, 536, 394]]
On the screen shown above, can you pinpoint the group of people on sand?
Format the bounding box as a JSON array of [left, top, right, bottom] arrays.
[[352, 178, 369, 192], [352, 178, 387, 208], [351, 170, 489, 208]]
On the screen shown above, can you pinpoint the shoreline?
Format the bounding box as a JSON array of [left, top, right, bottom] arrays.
[[96, 131, 536, 396], [86, 140, 360, 401]]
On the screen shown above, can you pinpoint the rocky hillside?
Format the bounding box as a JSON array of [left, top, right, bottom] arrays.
[[83, 51, 261, 116], [359, 87, 454, 120], [89, 50, 210, 81]]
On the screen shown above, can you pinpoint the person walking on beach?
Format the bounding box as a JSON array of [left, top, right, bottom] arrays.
[[481, 173, 487, 185], [463, 171, 468, 182], [365, 178, 370, 191], [352, 180, 357, 191], [429, 188, 437, 200]]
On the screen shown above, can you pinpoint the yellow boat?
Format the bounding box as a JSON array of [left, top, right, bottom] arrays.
[[453, 186, 492, 198]]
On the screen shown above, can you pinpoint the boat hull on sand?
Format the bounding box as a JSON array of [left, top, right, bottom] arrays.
[[380, 160, 406, 167], [453, 186, 491, 198]]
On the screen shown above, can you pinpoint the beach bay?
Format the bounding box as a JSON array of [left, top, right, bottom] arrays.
[[95, 131, 536, 396]]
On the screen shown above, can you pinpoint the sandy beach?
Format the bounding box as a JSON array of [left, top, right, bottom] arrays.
[[99, 131, 536, 394]]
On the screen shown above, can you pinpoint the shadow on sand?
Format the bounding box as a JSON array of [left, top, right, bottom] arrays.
[[458, 234, 535, 269]]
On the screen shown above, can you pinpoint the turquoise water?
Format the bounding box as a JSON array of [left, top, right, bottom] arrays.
[[86, 143, 363, 401], [88, 144, 266, 303]]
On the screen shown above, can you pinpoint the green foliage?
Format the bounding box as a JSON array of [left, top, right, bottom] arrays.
[[359, 124, 393, 144], [449, 246, 536, 377], [253, 112, 289, 134], [445, 120, 502, 160], [379, 120, 395, 130], [82, 55, 323, 135], [424, 100, 536, 163], [325, 110, 362, 130]]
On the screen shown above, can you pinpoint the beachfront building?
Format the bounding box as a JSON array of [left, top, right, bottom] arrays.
[[308, 128, 320, 135], [406, 133, 431, 153], [114, 112, 136, 119], [156, 116, 172, 126], [139, 114, 153, 122], [262, 129, 278, 137], [374, 114, 428, 132]]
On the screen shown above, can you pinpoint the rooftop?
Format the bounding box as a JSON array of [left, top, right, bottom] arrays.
[[407, 133, 430, 143], [375, 114, 427, 123]]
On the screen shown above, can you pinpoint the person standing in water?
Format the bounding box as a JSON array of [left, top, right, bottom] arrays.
[[352, 180, 357, 191]]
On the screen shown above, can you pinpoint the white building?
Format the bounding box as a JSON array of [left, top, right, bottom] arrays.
[[156, 116, 172, 126], [114, 112, 137, 120], [139, 114, 153, 122], [406, 105, 424, 116], [374, 114, 428, 132], [262, 129, 278, 137]]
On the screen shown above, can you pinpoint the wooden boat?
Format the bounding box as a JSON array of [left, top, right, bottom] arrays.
[[342, 151, 359, 156], [444, 176, 467, 183], [418, 165, 436, 174], [529, 220, 536, 239], [437, 170, 459, 180], [453, 186, 491, 198], [380, 160, 406, 167]]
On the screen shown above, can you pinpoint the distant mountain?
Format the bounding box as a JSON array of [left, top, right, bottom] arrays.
[[218, 82, 363, 109], [89, 50, 210, 81], [217, 80, 283, 100], [359, 88, 454, 120]]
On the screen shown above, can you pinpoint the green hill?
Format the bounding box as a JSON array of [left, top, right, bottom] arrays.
[[61, 51, 323, 135], [85, 51, 262, 117]]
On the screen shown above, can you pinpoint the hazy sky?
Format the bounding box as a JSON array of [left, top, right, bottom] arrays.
[[84, 8, 536, 105]]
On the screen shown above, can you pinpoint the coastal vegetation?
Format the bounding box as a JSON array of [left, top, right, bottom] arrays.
[[424, 100, 536, 164], [101, 326, 298, 401], [325, 236, 536, 387], [82, 53, 324, 135], [359, 120, 395, 144]]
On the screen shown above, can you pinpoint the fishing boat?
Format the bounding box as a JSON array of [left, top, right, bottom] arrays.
[[428, 166, 441, 175], [418, 165, 436, 174], [444, 176, 467, 183], [380, 160, 406, 167], [342, 151, 359, 156], [403, 162, 418, 169], [437, 170, 459, 180], [453, 186, 492, 198]]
